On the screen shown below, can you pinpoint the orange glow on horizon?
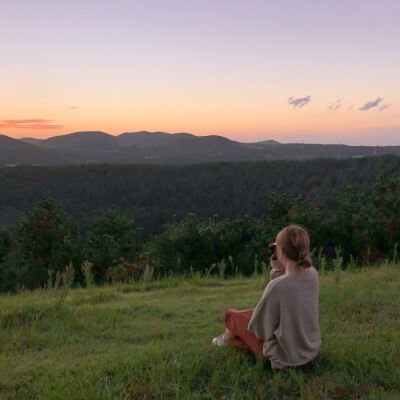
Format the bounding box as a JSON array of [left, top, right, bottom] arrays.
[[1, 100, 398, 144]]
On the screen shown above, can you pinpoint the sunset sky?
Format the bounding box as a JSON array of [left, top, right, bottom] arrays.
[[1, 0, 399, 145]]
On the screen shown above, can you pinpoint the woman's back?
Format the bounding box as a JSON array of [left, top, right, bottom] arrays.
[[248, 267, 321, 369]]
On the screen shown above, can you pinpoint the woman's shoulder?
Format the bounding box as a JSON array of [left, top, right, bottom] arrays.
[[264, 266, 318, 293], [308, 266, 319, 278], [292, 266, 319, 279], [264, 273, 289, 296]]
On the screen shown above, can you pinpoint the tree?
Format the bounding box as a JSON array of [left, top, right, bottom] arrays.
[[0, 227, 14, 292], [360, 173, 400, 262], [323, 185, 366, 258], [0, 227, 12, 261], [1, 198, 79, 290], [256, 193, 322, 249], [83, 208, 142, 280], [145, 213, 260, 276]]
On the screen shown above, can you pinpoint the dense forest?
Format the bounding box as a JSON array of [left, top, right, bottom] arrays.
[[1, 155, 400, 238], [0, 155, 399, 292]]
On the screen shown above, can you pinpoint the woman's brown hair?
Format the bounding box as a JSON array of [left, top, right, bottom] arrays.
[[276, 224, 312, 268]]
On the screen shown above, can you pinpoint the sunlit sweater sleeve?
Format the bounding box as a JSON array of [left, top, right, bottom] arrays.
[[247, 278, 281, 341], [269, 257, 286, 281]]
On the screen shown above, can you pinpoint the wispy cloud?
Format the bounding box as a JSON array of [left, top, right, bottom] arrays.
[[359, 98, 383, 111], [0, 119, 63, 130], [288, 95, 311, 109], [348, 104, 355, 111], [327, 99, 342, 111], [64, 106, 80, 111], [379, 103, 391, 112]]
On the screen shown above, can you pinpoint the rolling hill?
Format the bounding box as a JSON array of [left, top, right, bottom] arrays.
[[0, 131, 398, 165], [20, 137, 43, 145], [0, 134, 63, 166], [38, 131, 122, 152]]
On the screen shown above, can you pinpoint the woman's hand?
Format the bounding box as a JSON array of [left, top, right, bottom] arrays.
[[270, 256, 285, 280]]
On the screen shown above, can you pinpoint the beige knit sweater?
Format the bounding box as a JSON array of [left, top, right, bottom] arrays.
[[247, 266, 321, 369]]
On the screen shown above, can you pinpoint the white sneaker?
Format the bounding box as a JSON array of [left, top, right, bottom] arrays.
[[212, 333, 226, 346]]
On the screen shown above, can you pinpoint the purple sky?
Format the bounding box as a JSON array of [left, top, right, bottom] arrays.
[[1, 0, 399, 144]]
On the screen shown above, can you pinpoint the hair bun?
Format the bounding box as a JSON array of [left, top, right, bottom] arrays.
[[298, 251, 312, 268]]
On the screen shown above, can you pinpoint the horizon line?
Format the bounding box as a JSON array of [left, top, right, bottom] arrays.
[[1, 130, 399, 147]]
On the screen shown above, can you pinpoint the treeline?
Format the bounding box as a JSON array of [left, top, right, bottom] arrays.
[[1, 155, 400, 239], [0, 171, 399, 292]]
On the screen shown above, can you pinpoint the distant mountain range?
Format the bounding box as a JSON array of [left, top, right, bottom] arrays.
[[1, 130, 399, 166], [257, 139, 281, 145]]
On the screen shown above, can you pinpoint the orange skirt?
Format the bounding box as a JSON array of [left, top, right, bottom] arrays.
[[225, 308, 266, 357]]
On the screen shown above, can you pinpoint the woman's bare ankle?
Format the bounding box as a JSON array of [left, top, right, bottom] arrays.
[[223, 328, 238, 343]]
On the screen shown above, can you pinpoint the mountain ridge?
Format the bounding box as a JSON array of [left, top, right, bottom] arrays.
[[0, 130, 398, 166]]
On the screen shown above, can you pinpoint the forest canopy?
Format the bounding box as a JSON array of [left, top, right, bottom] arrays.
[[1, 155, 399, 237], [0, 155, 399, 292]]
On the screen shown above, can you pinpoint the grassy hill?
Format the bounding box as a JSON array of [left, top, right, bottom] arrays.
[[1, 264, 399, 399]]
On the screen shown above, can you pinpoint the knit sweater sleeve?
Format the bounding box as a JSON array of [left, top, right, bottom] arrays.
[[269, 257, 286, 281], [247, 280, 281, 341]]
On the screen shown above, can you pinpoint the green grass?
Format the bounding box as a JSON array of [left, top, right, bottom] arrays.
[[1, 265, 400, 399]]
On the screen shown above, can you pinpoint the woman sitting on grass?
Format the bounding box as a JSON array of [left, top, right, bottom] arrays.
[[212, 224, 321, 369]]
